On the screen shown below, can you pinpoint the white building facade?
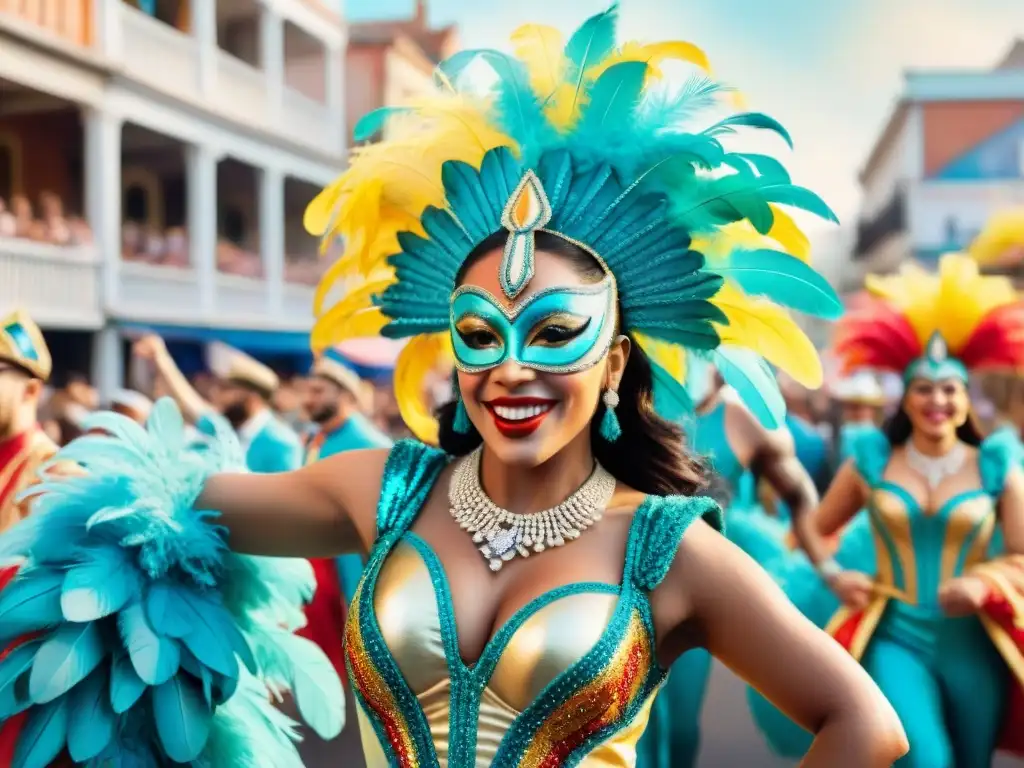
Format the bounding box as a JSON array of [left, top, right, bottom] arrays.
[[0, 0, 347, 394], [849, 41, 1024, 288]]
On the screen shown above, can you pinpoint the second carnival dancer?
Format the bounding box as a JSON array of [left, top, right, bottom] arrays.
[[637, 358, 821, 767], [750, 253, 1024, 767], [0, 7, 908, 766]]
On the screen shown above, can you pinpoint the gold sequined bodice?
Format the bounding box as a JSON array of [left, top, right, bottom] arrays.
[[357, 537, 654, 767]]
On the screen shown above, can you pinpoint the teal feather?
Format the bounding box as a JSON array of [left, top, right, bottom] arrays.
[[576, 61, 647, 135], [727, 152, 791, 183], [119, 601, 180, 685], [649, 360, 695, 423], [148, 586, 240, 679], [28, 621, 105, 704], [352, 106, 411, 142], [0, 569, 63, 645], [564, 4, 618, 73], [61, 547, 138, 622], [712, 346, 786, 429], [12, 697, 69, 768], [152, 674, 213, 762], [146, 581, 200, 638], [67, 668, 115, 761], [109, 651, 147, 714], [714, 249, 843, 319], [638, 76, 727, 132], [704, 112, 794, 148], [275, 633, 345, 741], [0, 640, 41, 718], [0, 401, 340, 764]]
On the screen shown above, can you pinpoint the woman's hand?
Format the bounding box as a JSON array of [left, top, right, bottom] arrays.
[[827, 571, 874, 611], [938, 576, 989, 617], [655, 523, 908, 767]]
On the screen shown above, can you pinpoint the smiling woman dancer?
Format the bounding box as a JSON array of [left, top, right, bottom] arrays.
[[751, 254, 1024, 767], [0, 6, 906, 767]]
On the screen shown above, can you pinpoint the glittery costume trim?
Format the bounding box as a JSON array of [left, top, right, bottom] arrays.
[[345, 440, 723, 766]]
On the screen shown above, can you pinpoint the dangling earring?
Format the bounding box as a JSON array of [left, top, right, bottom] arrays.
[[453, 387, 473, 434], [600, 389, 621, 442]]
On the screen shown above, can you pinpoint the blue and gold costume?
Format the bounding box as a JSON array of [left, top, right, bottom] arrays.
[[751, 255, 1024, 766]]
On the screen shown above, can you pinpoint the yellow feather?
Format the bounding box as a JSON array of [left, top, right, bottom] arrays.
[[865, 253, 1017, 352], [969, 208, 1024, 267], [589, 41, 711, 80], [634, 333, 687, 381], [310, 307, 388, 352], [394, 333, 454, 445], [711, 282, 823, 387], [766, 205, 811, 262], [510, 23, 566, 98]]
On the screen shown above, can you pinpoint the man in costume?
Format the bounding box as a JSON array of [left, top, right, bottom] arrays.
[[0, 310, 62, 766], [297, 349, 391, 679], [831, 370, 886, 463], [133, 335, 301, 473]]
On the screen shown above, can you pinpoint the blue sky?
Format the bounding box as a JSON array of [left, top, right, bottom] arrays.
[[343, 0, 1024, 234]]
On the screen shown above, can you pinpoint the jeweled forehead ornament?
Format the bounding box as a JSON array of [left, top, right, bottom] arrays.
[[499, 170, 553, 300]]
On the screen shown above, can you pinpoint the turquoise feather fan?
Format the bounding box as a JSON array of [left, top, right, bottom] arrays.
[[0, 399, 343, 768]]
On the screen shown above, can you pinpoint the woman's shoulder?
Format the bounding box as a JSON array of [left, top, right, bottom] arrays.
[[626, 491, 724, 592]]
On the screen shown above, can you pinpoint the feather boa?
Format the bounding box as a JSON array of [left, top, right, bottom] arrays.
[[0, 399, 343, 768]]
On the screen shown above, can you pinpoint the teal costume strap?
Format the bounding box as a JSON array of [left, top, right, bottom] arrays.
[[629, 495, 723, 592], [375, 439, 449, 538], [979, 426, 1024, 498], [845, 425, 890, 487]]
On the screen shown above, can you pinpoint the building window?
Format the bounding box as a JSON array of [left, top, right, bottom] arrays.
[[122, 167, 164, 229], [221, 206, 246, 245], [0, 132, 22, 202]]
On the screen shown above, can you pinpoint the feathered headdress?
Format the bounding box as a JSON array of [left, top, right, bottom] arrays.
[[834, 253, 1024, 381], [969, 207, 1024, 269], [305, 5, 842, 442]]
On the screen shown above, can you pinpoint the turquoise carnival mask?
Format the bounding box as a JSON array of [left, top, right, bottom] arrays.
[[903, 332, 969, 385], [449, 169, 618, 374]]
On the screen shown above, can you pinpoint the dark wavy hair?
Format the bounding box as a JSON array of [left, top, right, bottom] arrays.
[[436, 231, 707, 497], [881, 401, 985, 447]]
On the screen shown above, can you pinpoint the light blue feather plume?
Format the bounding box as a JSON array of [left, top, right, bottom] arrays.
[[275, 632, 345, 740], [29, 621, 105, 703], [119, 601, 180, 685], [67, 667, 116, 762], [0, 640, 40, 719], [712, 346, 786, 429], [13, 697, 68, 768], [152, 674, 213, 762], [0, 569, 64, 645], [62, 547, 139, 622], [0, 399, 342, 765], [109, 651, 147, 714], [564, 4, 618, 76]]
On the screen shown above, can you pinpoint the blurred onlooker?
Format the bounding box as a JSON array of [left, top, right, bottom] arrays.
[[133, 335, 301, 474], [298, 350, 392, 681], [45, 371, 98, 445], [110, 389, 153, 425], [273, 375, 312, 436]]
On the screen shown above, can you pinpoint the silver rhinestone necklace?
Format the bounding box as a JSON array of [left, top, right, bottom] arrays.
[[905, 441, 965, 489], [449, 447, 617, 572]]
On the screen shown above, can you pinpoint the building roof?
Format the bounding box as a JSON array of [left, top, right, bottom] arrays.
[[859, 38, 1024, 185], [348, 1, 456, 64]]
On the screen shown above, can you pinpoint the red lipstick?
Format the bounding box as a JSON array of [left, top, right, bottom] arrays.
[[484, 397, 558, 438]]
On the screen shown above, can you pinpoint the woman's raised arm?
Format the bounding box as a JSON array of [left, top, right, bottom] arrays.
[[198, 447, 390, 558], [655, 521, 907, 767]]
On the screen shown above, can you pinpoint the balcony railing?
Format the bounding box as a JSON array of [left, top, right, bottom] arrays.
[[113, 4, 336, 153], [0, 239, 102, 328], [854, 188, 907, 259], [113, 262, 314, 329], [118, 5, 199, 101]]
